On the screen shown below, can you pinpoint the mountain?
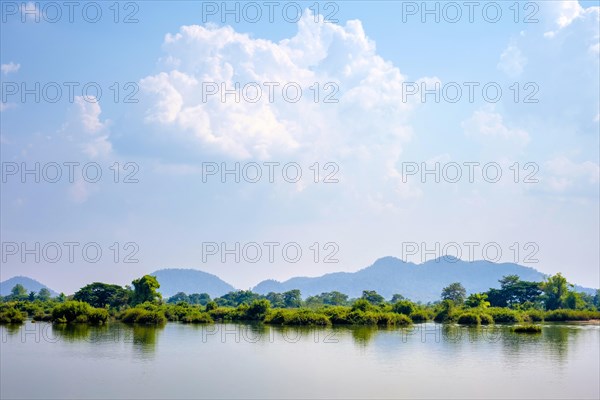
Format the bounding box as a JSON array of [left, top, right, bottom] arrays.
[[252, 256, 597, 303], [150, 269, 237, 298], [0, 276, 58, 297]]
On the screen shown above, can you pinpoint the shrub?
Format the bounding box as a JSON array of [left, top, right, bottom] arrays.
[[245, 299, 270, 321], [479, 314, 494, 325], [181, 312, 213, 324], [512, 324, 542, 333], [544, 309, 600, 321], [265, 309, 331, 326], [322, 306, 351, 324], [351, 299, 375, 312], [208, 307, 238, 321], [88, 308, 109, 324], [526, 310, 544, 322], [120, 308, 166, 325], [392, 300, 416, 316], [0, 306, 25, 324], [457, 313, 481, 325], [487, 307, 522, 323], [410, 310, 431, 322], [51, 301, 108, 324], [434, 300, 458, 323]]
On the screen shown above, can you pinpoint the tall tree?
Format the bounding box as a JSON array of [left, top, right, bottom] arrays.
[[131, 275, 162, 305], [37, 288, 52, 301], [361, 290, 385, 305], [282, 290, 302, 308], [542, 273, 570, 310], [441, 282, 466, 304], [10, 284, 27, 300], [74, 282, 131, 308]]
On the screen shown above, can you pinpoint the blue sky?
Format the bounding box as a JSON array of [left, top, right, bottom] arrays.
[[1, 1, 599, 294]]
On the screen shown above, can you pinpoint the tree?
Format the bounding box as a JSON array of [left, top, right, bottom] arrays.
[[188, 293, 211, 305], [563, 292, 585, 310], [216, 290, 260, 307], [392, 300, 415, 315], [74, 282, 131, 308], [465, 293, 490, 308], [10, 284, 27, 300], [390, 294, 405, 303], [37, 288, 52, 301], [542, 273, 570, 310], [246, 299, 271, 320], [56, 293, 67, 303], [361, 290, 385, 305], [441, 282, 466, 304], [167, 292, 190, 304], [283, 290, 302, 308], [28, 291, 36, 301], [264, 292, 285, 308], [131, 275, 161, 305]]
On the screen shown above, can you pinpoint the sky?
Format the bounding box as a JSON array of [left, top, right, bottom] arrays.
[[0, 0, 599, 294]]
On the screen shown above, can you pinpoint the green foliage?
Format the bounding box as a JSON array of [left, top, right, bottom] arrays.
[[265, 308, 330, 326], [37, 288, 52, 301], [305, 291, 349, 307], [441, 282, 466, 304], [525, 309, 545, 322], [282, 290, 302, 308], [390, 294, 405, 303], [563, 292, 586, 310], [479, 314, 494, 325], [487, 307, 522, 323], [73, 282, 131, 308], [351, 299, 376, 312], [434, 300, 458, 323], [120, 307, 166, 325], [264, 292, 285, 308], [544, 309, 600, 321], [391, 300, 416, 315], [457, 313, 481, 325], [181, 312, 213, 324], [215, 290, 260, 307], [410, 310, 431, 322], [361, 290, 385, 305], [51, 301, 108, 324], [8, 284, 28, 301], [245, 299, 271, 320], [0, 304, 26, 324], [512, 324, 542, 333], [542, 273, 570, 310], [465, 293, 490, 308], [167, 292, 211, 305], [131, 275, 161, 305], [205, 301, 218, 311]]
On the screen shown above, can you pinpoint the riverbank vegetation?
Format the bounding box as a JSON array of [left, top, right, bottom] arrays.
[[1, 273, 599, 327]]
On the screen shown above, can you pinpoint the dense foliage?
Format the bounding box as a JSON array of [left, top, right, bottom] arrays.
[[2, 273, 599, 327]]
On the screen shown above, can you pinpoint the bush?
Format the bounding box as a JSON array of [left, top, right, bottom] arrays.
[[487, 307, 522, 323], [457, 313, 481, 325], [51, 301, 108, 325], [208, 307, 238, 321], [322, 306, 351, 324], [265, 309, 331, 326], [0, 306, 25, 324], [88, 308, 109, 324], [544, 309, 600, 321], [410, 310, 431, 322], [245, 299, 270, 321], [392, 300, 416, 316], [181, 312, 213, 324], [434, 300, 458, 323], [512, 324, 542, 333], [479, 314, 494, 325], [526, 310, 544, 322], [120, 308, 166, 325]]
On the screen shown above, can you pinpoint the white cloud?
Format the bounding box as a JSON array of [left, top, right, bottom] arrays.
[[543, 156, 599, 194], [462, 107, 530, 151], [1, 62, 20, 75], [61, 96, 112, 159], [140, 11, 416, 160], [544, 1, 600, 38], [497, 45, 526, 77]]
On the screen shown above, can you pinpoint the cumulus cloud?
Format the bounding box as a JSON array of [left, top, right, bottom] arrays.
[[544, 1, 599, 38], [462, 107, 530, 151]]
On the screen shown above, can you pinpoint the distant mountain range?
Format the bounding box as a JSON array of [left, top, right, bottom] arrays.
[[151, 269, 236, 298], [0, 276, 58, 297], [1, 258, 597, 302]]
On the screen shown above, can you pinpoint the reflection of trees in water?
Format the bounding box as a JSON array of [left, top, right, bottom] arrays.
[[2, 323, 22, 336], [131, 325, 162, 356], [499, 324, 576, 366]]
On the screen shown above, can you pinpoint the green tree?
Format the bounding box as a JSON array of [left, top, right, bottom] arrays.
[[28, 291, 36, 301], [361, 290, 385, 305], [246, 299, 271, 320], [37, 288, 52, 301], [167, 292, 190, 304], [392, 300, 416, 315], [131, 275, 162, 305], [56, 293, 67, 303], [563, 292, 585, 310], [264, 292, 285, 308], [282, 290, 302, 308], [441, 282, 466, 304], [10, 284, 28, 300], [465, 293, 490, 308], [74, 282, 131, 308], [390, 294, 405, 303], [188, 293, 211, 305], [542, 273, 570, 310]]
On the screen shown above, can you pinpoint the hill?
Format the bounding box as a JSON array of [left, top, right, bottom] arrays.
[[150, 268, 237, 298], [0, 276, 58, 297], [252, 256, 596, 303]]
